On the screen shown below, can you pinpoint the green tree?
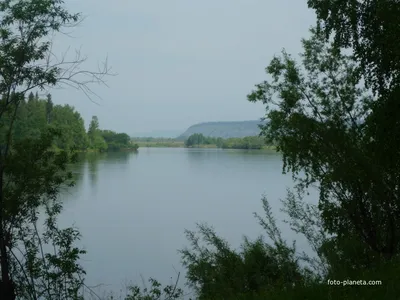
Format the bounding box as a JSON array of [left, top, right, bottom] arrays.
[[307, 0, 400, 94], [3, 128, 86, 299], [24, 97, 47, 139], [51, 104, 89, 150], [185, 133, 208, 147], [88, 115, 99, 138], [46, 93, 53, 124], [180, 201, 304, 300], [100, 130, 134, 151], [27, 92, 35, 103], [0, 0, 111, 298], [87, 116, 107, 151], [91, 134, 108, 152], [247, 27, 399, 270]]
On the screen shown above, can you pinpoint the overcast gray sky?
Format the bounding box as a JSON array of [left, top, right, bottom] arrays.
[[49, 0, 315, 136]]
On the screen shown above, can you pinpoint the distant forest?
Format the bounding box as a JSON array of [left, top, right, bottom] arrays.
[[184, 133, 270, 149], [131, 134, 272, 150], [3, 91, 137, 152]]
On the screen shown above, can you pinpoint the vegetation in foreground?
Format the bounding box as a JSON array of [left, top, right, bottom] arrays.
[[1, 0, 400, 300]]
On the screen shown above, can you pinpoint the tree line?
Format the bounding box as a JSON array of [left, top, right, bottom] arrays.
[[184, 133, 268, 149], [5, 91, 137, 153]]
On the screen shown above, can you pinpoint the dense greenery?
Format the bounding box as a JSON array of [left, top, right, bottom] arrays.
[[132, 135, 269, 150], [220, 136, 266, 150], [0, 1, 89, 299], [184, 134, 223, 148], [307, 0, 400, 94], [131, 137, 185, 148], [184, 133, 269, 150], [0, 0, 115, 298], [8, 93, 137, 153]]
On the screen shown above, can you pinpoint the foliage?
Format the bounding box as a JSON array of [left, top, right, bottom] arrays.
[[14, 96, 47, 140], [123, 277, 184, 300], [87, 117, 137, 152], [46, 93, 53, 124], [51, 104, 89, 151], [100, 130, 135, 151], [87, 116, 107, 152], [184, 134, 222, 148], [130, 137, 184, 148], [184, 133, 267, 150], [307, 0, 400, 94], [0, 0, 111, 298], [247, 26, 400, 262], [221, 136, 265, 150], [4, 97, 135, 154], [179, 198, 306, 300], [1, 126, 87, 299]]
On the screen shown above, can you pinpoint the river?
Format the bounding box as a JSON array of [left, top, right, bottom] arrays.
[[55, 147, 314, 298]]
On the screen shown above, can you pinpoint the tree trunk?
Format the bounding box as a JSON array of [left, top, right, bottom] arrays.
[[0, 167, 15, 300]]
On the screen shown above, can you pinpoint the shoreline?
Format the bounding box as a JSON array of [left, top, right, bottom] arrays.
[[135, 144, 276, 151]]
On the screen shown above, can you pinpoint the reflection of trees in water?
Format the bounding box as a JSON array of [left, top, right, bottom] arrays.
[[186, 148, 219, 159], [86, 151, 137, 186], [69, 157, 86, 191], [86, 152, 106, 187], [185, 148, 280, 169], [65, 151, 138, 191]]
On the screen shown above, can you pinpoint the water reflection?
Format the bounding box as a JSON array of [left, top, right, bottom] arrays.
[[86, 151, 137, 186], [57, 148, 295, 297], [62, 151, 138, 200], [185, 148, 282, 172], [86, 152, 106, 187], [69, 157, 86, 192]]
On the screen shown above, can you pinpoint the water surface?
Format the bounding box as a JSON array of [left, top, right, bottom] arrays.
[[57, 148, 311, 296]]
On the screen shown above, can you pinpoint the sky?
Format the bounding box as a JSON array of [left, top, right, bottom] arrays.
[[49, 0, 316, 136]]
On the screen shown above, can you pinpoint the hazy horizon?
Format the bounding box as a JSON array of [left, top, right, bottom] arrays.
[[46, 0, 316, 135]]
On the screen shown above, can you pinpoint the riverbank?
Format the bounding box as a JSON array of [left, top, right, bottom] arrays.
[[52, 146, 139, 154], [135, 141, 185, 148], [132, 136, 276, 150], [135, 143, 276, 151]]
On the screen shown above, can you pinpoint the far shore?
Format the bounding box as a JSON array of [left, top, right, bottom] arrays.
[[134, 141, 276, 151]]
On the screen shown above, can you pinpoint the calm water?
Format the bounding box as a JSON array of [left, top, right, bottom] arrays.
[[55, 148, 313, 296]]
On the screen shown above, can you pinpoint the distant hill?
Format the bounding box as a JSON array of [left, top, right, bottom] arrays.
[[176, 120, 265, 140]]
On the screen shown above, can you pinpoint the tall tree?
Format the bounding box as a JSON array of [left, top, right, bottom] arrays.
[[307, 0, 400, 94], [0, 0, 111, 298], [46, 93, 53, 124], [51, 104, 89, 150], [87, 115, 107, 151], [88, 115, 100, 138], [248, 27, 400, 269], [27, 92, 34, 103]]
